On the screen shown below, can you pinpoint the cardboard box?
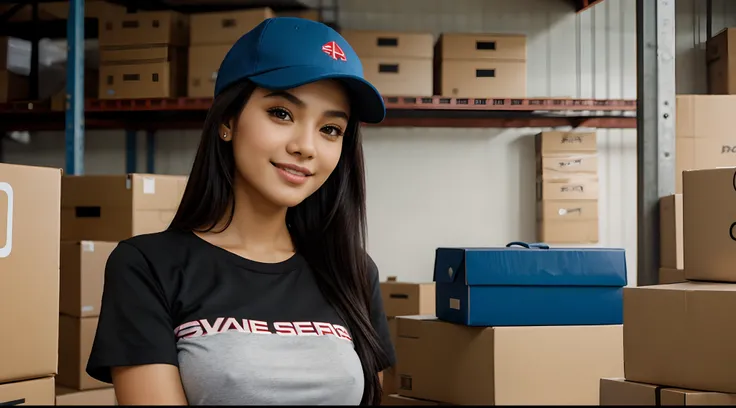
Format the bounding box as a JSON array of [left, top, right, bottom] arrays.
[[61, 174, 187, 242], [58, 315, 109, 390], [660, 194, 683, 270], [535, 131, 598, 155], [682, 168, 736, 282], [0, 163, 61, 384], [396, 316, 623, 405], [659, 267, 685, 284], [41, 1, 125, 20], [537, 155, 598, 179], [706, 28, 736, 94], [360, 58, 433, 96], [600, 378, 736, 405], [536, 177, 599, 200], [434, 33, 526, 98], [60, 241, 117, 318], [187, 45, 231, 97], [99, 11, 189, 47], [624, 282, 736, 393], [536, 200, 599, 244], [0, 376, 55, 405], [56, 386, 117, 405], [190, 8, 274, 46], [99, 46, 187, 99], [332, 31, 436, 96], [380, 278, 435, 318], [435, 33, 526, 61], [674, 95, 736, 193], [341, 31, 434, 59]]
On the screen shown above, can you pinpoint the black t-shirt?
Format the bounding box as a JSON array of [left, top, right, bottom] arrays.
[[85, 229, 396, 405]]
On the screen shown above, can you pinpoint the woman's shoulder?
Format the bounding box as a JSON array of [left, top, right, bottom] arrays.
[[108, 229, 196, 269]]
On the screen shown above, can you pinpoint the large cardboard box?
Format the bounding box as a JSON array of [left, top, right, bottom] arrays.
[[189, 8, 273, 46], [58, 315, 109, 390], [395, 316, 623, 405], [61, 174, 187, 242], [56, 386, 117, 405], [0, 163, 61, 384], [99, 11, 189, 47], [0, 376, 55, 405], [340, 30, 434, 96], [624, 282, 736, 393], [60, 241, 117, 318], [600, 378, 736, 405], [434, 33, 527, 98], [674, 95, 736, 193], [682, 168, 736, 282]]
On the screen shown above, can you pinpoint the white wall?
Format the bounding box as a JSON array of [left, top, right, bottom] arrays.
[[1, 0, 723, 286]]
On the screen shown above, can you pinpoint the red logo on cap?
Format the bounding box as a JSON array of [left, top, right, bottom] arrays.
[[322, 41, 347, 61]]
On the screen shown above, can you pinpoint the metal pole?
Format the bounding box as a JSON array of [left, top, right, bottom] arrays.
[[636, 0, 677, 286], [65, 0, 85, 175]]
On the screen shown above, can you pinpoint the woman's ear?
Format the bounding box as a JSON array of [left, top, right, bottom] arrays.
[[219, 120, 234, 142]]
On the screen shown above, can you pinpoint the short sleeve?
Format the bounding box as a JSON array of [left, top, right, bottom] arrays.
[[367, 255, 397, 371], [86, 241, 179, 383]]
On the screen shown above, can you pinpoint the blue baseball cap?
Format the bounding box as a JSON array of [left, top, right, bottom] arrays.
[[214, 17, 386, 124]]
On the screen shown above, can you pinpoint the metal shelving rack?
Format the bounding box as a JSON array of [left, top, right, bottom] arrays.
[[0, 0, 678, 286]]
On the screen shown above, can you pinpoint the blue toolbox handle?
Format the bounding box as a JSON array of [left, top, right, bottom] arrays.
[[505, 241, 550, 250]]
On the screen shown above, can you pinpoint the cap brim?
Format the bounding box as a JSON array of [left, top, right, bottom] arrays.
[[248, 66, 386, 124]]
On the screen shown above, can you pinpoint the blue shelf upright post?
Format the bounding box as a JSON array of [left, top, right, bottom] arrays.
[[146, 130, 156, 173], [125, 130, 137, 173], [65, 0, 85, 175]]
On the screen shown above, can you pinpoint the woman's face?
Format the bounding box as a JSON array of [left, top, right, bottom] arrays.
[[226, 79, 351, 209]]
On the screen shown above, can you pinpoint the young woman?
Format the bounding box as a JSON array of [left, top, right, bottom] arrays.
[[85, 17, 396, 406]]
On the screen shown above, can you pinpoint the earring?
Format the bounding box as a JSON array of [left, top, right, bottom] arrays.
[[222, 132, 229, 140]]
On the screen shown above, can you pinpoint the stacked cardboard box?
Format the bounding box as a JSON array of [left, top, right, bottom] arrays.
[[340, 30, 434, 97], [433, 33, 527, 98], [602, 166, 736, 405], [54, 174, 186, 403], [0, 163, 62, 405], [535, 130, 599, 244], [674, 95, 736, 192], [187, 8, 273, 97], [98, 11, 189, 99], [378, 277, 435, 405], [389, 245, 626, 405]]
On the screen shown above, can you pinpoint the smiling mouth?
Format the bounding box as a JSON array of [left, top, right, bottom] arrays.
[[271, 162, 313, 177]]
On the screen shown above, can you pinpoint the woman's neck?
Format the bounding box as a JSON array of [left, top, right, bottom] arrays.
[[202, 177, 295, 263]]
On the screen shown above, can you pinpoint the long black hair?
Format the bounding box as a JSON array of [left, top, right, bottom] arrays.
[[169, 80, 391, 405]]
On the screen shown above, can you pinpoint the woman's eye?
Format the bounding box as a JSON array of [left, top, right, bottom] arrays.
[[268, 108, 292, 121], [321, 126, 343, 137]]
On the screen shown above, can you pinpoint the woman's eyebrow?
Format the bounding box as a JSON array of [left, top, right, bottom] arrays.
[[264, 91, 349, 120]]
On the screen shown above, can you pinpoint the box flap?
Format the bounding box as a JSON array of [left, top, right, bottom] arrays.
[[435, 242, 627, 287]]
